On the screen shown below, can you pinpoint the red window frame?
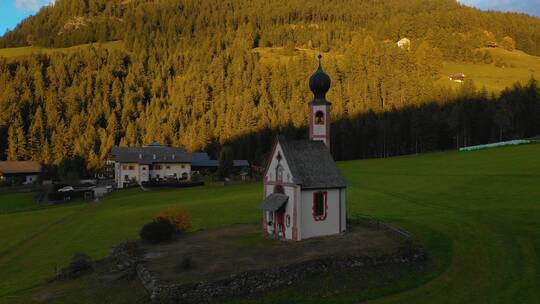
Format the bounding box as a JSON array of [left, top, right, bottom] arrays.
[[312, 191, 328, 221]]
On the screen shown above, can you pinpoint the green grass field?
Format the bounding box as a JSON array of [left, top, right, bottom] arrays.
[[0, 144, 539, 303], [0, 41, 125, 58], [0, 192, 39, 214]]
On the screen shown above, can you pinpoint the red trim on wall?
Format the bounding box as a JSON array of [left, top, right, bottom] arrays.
[[312, 191, 328, 221]]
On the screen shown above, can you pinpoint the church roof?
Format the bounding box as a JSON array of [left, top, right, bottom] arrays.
[[309, 54, 332, 106], [277, 136, 347, 189], [259, 193, 289, 211]]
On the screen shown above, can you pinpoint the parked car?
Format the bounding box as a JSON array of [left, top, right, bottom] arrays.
[[58, 186, 74, 192]]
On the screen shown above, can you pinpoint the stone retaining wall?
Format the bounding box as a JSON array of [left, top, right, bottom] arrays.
[[135, 244, 427, 304]]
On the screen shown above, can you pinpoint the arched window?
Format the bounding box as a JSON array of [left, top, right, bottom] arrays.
[[315, 111, 325, 125], [275, 164, 284, 182], [274, 185, 284, 194]]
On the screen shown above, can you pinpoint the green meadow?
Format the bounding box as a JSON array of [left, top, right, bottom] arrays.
[[254, 45, 540, 93], [0, 41, 125, 58], [0, 144, 539, 303], [439, 48, 540, 92]]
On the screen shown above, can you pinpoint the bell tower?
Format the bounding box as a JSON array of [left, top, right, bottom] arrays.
[[309, 55, 332, 150]]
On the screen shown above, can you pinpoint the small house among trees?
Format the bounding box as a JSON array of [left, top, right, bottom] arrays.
[[397, 38, 411, 50], [450, 73, 466, 83]]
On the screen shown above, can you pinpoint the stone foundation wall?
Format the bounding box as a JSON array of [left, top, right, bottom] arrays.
[[135, 245, 427, 304]]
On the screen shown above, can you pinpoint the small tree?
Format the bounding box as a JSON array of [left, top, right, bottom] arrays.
[[500, 36, 516, 52], [154, 208, 192, 232], [217, 146, 234, 180], [140, 218, 177, 244]]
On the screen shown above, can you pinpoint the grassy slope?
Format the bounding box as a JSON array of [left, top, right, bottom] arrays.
[[0, 41, 125, 58], [254, 46, 540, 93], [0, 144, 539, 303], [0, 192, 38, 214], [1, 42, 538, 92], [438, 48, 540, 92]]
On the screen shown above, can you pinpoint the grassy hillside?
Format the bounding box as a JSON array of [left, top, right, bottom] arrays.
[[438, 48, 540, 92], [254, 45, 540, 93], [0, 41, 124, 58], [3, 42, 537, 94], [1, 144, 539, 303]]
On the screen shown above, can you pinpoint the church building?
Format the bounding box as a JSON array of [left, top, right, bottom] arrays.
[[259, 56, 347, 241]]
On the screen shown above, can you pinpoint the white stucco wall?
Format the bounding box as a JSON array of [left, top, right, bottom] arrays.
[[265, 142, 294, 184], [263, 141, 297, 239], [311, 105, 328, 137], [340, 188, 347, 233], [263, 183, 297, 239], [148, 163, 191, 180], [299, 188, 346, 240], [115, 162, 191, 188], [116, 162, 140, 188]]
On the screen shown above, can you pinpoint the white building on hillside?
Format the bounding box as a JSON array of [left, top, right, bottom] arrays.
[[110, 143, 192, 188], [259, 56, 347, 241], [397, 37, 411, 50]]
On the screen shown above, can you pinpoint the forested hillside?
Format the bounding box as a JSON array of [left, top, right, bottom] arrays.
[[1, 0, 540, 169]]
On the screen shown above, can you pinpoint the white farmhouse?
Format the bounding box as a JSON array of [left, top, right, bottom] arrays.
[[397, 37, 411, 50], [259, 56, 347, 241], [110, 143, 192, 188]]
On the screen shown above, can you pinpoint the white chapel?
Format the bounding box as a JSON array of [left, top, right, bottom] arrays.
[[259, 56, 347, 241]]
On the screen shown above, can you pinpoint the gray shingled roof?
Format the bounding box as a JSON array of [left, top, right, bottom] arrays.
[[111, 144, 191, 164], [278, 136, 346, 189], [259, 193, 289, 211]]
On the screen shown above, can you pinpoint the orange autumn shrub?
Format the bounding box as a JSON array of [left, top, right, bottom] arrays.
[[154, 208, 192, 232]]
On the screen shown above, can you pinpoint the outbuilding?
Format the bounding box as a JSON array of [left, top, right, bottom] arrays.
[[0, 161, 41, 185]]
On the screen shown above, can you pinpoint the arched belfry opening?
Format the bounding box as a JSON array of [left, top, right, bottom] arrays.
[[315, 111, 325, 124]]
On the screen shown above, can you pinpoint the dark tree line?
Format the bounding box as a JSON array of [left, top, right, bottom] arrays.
[[226, 79, 540, 163]]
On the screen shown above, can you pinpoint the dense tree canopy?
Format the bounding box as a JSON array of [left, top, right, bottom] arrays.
[[0, 0, 539, 170]]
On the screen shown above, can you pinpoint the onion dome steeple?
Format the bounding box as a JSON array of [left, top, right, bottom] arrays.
[[309, 55, 331, 105]]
